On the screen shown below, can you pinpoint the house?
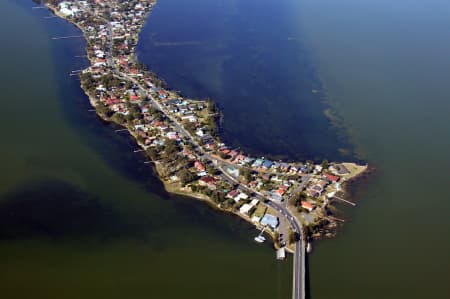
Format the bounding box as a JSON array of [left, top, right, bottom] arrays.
[[194, 161, 205, 172], [314, 165, 323, 173], [199, 176, 216, 190], [261, 214, 279, 230], [226, 190, 240, 200], [301, 201, 315, 212], [226, 190, 248, 202], [235, 192, 249, 202], [280, 163, 290, 171], [197, 171, 207, 177], [300, 165, 308, 173], [130, 95, 140, 101], [270, 191, 283, 202], [227, 167, 239, 177], [335, 164, 350, 175], [166, 132, 178, 140], [250, 199, 259, 206], [229, 150, 238, 160], [239, 204, 253, 215], [276, 186, 287, 196], [324, 173, 340, 182], [196, 128, 205, 137], [220, 148, 231, 155], [205, 143, 215, 150], [262, 160, 273, 169], [252, 159, 263, 168]]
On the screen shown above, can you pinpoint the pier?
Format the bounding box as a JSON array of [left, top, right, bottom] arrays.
[[51, 35, 84, 40], [328, 192, 356, 206], [333, 195, 356, 206]]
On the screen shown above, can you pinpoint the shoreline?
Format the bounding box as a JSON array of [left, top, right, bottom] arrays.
[[42, 0, 368, 251]]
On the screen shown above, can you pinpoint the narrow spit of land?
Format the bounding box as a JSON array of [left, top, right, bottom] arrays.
[[42, 1, 367, 298], [43, 0, 366, 253]]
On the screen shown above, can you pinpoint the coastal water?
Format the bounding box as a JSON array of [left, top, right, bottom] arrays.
[[137, 0, 450, 298], [2, 1, 450, 299], [0, 1, 291, 298]]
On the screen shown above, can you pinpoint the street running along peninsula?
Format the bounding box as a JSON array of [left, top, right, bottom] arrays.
[[43, 0, 367, 255]]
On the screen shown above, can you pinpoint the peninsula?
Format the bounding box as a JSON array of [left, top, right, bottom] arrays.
[[41, 0, 366, 297]]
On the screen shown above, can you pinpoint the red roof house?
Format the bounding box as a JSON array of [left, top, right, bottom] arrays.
[[301, 201, 315, 212], [194, 161, 205, 172], [324, 173, 340, 182]]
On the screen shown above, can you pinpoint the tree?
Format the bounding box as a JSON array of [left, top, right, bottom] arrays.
[[95, 102, 110, 117], [178, 169, 196, 186], [288, 230, 299, 245], [191, 184, 199, 193], [136, 135, 145, 145], [321, 160, 329, 170], [240, 167, 252, 182], [146, 147, 159, 161], [164, 139, 180, 160], [111, 113, 125, 124]]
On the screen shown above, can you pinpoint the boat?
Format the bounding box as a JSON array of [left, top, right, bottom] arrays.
[[254, 226, 267, 243], [254, 236, 266, 243]]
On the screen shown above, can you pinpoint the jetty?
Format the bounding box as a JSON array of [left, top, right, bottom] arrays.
[[51, 35, 84, 40], [327, 192, 356, 206]]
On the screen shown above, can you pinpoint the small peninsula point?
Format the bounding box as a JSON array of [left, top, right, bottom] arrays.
[[41, 1, 367, 298]]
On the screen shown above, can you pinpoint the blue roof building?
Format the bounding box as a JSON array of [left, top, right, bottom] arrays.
[[261, 214, 279, 230], [262, 160, 273, 169]]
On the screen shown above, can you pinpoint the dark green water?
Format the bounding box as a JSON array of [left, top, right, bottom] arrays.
[[0, 1, 291, 298], [297, 1, 450, 298], [137, 0, 450, 298]]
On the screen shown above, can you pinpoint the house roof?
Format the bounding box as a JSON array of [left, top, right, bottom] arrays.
[[301, 201, 315, 211], [324, 173, 340, 182], [261, 214, 279, 229], [200, 176, 215, 184]]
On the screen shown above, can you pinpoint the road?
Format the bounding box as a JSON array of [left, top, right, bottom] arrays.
[[96, 10, 306, 299]]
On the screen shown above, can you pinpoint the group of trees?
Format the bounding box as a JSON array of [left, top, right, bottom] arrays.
[[80, 72, 97, 94], [290, 191, 307, 207], [240, 167, 253, 182], [95, 102, 113, 117], [100, 74, 121, 90], [162, 139, 181, 161], [146, 147, 160, 161], [177, 168, 197, 186]]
